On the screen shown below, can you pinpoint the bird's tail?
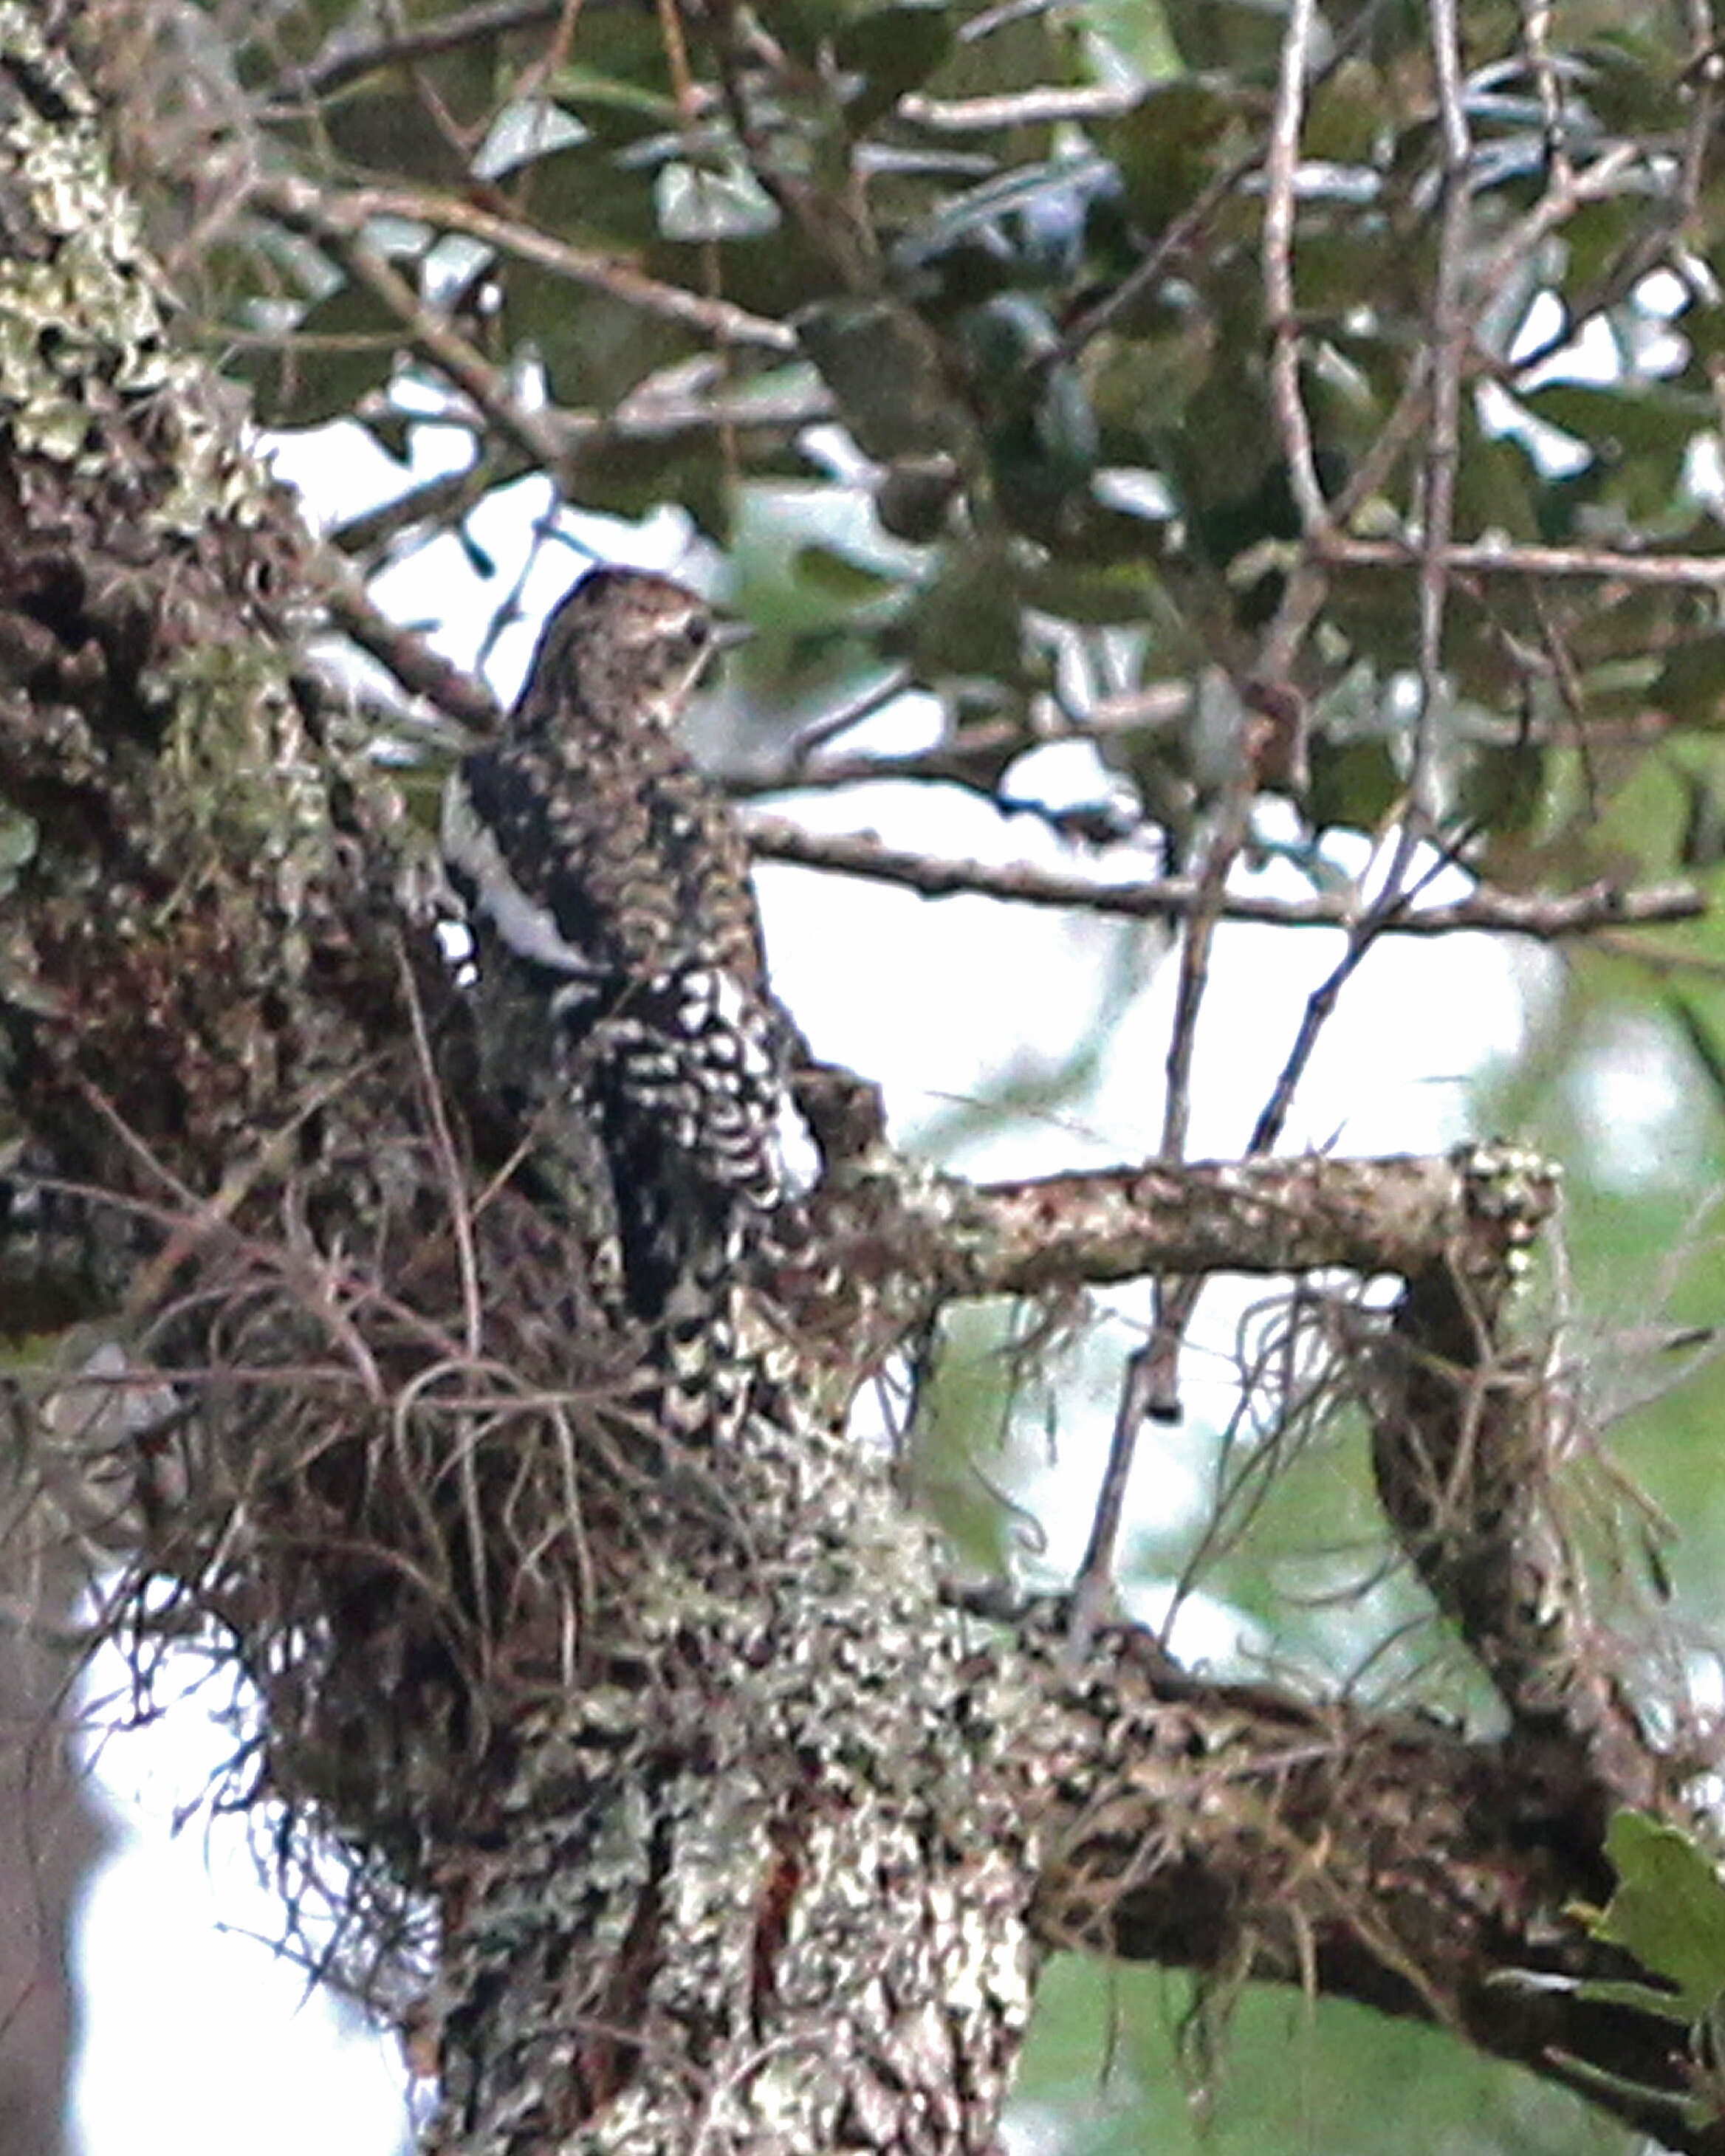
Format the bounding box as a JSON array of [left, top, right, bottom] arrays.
[[651, 1249, 752, 1444]]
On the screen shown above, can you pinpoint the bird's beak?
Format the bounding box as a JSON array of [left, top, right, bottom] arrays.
[[709, 616, 755, 655]]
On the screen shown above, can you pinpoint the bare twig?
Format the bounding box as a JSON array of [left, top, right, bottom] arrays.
[[1321, 530, 1725, 588], [728, 683, 1192, 800], [744, 816, 1706, 939], [1246, 845, 1458, 1156], [1068, 1345, 1160, 1653], [330, 445, 525, 563], [653, 0, 742, 498], [1091, 0, 1339, 1618], [275, 0, 573, 102], [1314, 140, 1641, 551], [899, 85, 1141, 131], [1678, 0, 1721, 212], [254, 177, 795, 355], [325, 569, 504, 733], [1408, 0, 1472, 835], [1083, 0, 1337, 1545], [775, 667, 919, 769], [1054, 156, 1245, 366], [1520, 0, 1573, 185], [253, 177, 575, 481], [1248, 0, 1485, 1155], [1261, 0, 1329, 535]]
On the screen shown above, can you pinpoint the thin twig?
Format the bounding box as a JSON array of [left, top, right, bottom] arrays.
[[255, 177, 795, 355], [728, 682, 1193, 799], [654, 0, 743, 498], [776, 667, 917, 769], [329, 371, 834, 562], [325, 569, 504, 733], [1520, 0, 1572, 185], [275, 0, 572, 102], [1067, 1345, 1159, 1655], [899, 85, 1141, 131], [1319, 532, 1725, 587], [743, 816, 1707, 938], [254, 178, 575, 480], [1407, 0, 1472, 842], [1317, 142, 1641, 546], [1080, 0, 1325, 1609], [1261, 0, 1328, 535], [1246, 0, 1487, 1164], [330, 445, 524, 563], [1246, 845, 1459, 1156], [1135, 761, 1255, 1477]]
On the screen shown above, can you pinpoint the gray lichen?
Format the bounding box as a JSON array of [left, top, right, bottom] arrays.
[[0, 0, 271, 526]]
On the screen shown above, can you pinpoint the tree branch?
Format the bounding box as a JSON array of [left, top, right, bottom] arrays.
[[747, 817, 1707, 940], [1030, 1627, 1714, 2152]]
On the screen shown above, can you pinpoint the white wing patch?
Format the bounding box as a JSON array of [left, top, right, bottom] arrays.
[[442, 770, 600, 981]]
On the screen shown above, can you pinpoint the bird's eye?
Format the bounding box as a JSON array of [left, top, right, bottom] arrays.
[[682, 617, 711, 655]]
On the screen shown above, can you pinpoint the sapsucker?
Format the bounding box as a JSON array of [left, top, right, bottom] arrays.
[[440, 566, 794, 1437]]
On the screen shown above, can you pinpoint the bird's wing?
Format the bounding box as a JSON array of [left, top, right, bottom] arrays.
[[441, 744, 612, 979]]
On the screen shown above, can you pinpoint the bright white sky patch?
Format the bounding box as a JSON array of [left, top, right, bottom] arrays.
[[72, 1641, 416, 2156]]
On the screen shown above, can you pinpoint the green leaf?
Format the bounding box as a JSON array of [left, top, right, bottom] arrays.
[[1562, 198, 1639, 295], [0, 806, 38, 873], [546, 9, 672, 95], [1021, 559, 1162, 625], [237, 278, 404, 428], [905, 543, 1023, 681], [1455, 739, 1548, 840], [1577, 31, 1685, 134], [1667, 993, 1725, 1122], [571, 427, 733, 540], [1306, 737, 1402, 836], [655, 162, 778, 244], [1159, 0, 1290, 74], [754, 0, 857, 64], [1589, 1809, 1725, 2016], [1653, 633, 1725, 731], [501, 263, 695, 409], [1094, 79, 1238, 231], [314, 76, 489, 184], [1525, 380, 1706, 464], [795, 299, 961, 460], [548, 69, 680, 148], [792, 544, 900, 603], [517, 140, 665, 251], [1303, 58, 1384, 165], [836, 3, 957, 132]]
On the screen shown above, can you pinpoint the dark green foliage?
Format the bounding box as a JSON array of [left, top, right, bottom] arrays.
[[173, 0, 1725, 896]]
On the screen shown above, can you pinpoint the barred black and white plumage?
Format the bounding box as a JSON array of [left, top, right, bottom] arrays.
[[440, 566, 793, 1437]]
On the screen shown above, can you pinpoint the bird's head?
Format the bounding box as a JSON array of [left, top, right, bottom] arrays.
[[512, 566, 725, 738]]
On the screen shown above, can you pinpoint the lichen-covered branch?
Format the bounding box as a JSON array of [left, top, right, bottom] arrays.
[[1371, 1196, 1668, 1818], [1026, 1623, 1720, 2153], [780, 1124, 1562, 1372]]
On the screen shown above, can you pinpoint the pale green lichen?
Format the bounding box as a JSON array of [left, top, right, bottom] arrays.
[[0, 1, 274, 528], [437, 1399, 1045, 2155], [1454, 1137, 1561, 1283], [145, 641, 335, 957]]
